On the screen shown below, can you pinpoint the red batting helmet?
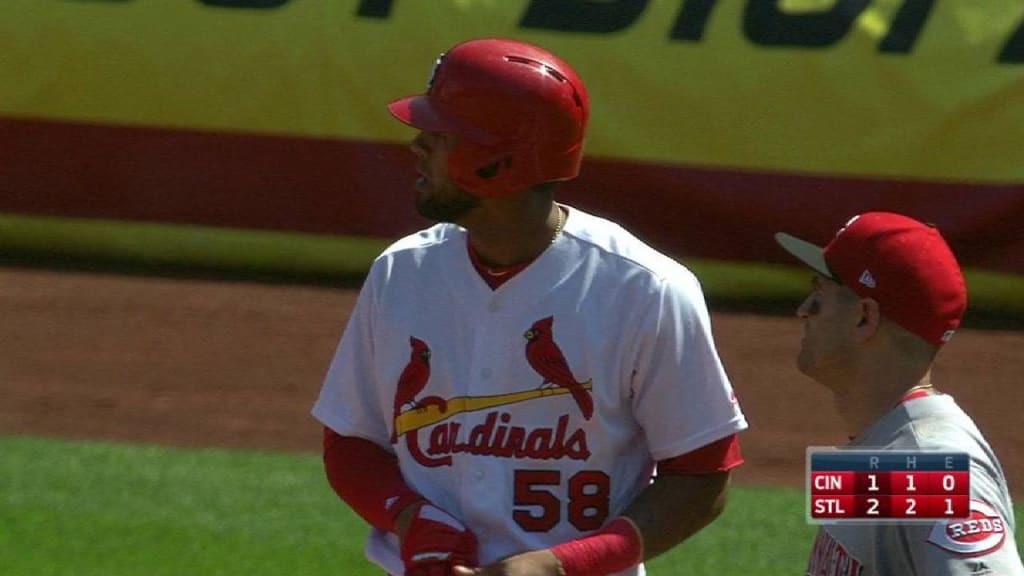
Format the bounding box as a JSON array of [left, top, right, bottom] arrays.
[[387, 38, 590, 198]]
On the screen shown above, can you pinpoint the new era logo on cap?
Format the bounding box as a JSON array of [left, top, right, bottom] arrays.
[[775, 212, 967, 346], [858, 270, 877, 288]]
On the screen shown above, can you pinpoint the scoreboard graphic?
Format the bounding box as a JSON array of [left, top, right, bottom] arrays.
[[807, 448, 970, 523]]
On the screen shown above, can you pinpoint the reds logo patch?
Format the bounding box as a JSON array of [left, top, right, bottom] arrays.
[[928, 499, 1007, 556]]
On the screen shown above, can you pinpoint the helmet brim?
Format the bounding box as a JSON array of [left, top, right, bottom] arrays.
[[387, 94, 456, 132], [387, 94, 500, 145]]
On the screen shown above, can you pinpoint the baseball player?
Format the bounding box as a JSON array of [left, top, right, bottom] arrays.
[[312, 38, 748, 576], [776, 212, 1024, 575]]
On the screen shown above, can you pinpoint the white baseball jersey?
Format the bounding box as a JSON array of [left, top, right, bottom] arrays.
[[312, 205, 747, 576], [807, 393, 1024, 575]]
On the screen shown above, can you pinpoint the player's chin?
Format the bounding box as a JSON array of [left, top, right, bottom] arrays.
[[796, 348, 816, 376], [414, 183, 437, 213]]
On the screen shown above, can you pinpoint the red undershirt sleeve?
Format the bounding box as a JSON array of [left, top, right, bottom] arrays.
[[656, 433, 744, 476], [322, 426, 425, 532]]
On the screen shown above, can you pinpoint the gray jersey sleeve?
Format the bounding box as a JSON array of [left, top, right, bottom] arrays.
[[905, 468, 1023, 575], [903, 420, 1024, 575]]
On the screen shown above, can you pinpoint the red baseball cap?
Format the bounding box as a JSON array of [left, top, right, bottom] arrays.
[[775, 212, 967, 346]]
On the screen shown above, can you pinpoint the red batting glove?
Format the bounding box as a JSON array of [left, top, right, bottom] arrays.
[[401, 504, 479, 576]]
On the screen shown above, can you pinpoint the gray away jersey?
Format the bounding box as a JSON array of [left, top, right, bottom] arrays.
[[806, 393, 1023, 575]]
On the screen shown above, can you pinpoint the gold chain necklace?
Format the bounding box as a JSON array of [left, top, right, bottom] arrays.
[[550, 204, 566, 245], [904, 383, 934, 395], [899, 383, 935, 405], [482, 266, 511, 277], [480, 206, 564, 277]]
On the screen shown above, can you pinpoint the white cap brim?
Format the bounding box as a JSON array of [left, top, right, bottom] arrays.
[[774, 232, 834, 279]]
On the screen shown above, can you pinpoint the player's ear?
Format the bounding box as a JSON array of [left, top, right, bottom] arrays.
[[854, 298, 881, 343]]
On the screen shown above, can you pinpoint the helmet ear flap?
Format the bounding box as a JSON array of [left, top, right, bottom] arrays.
[[474, 156, 512, 181], [447, 138, 519, 197], [475, 162, 500, 180]]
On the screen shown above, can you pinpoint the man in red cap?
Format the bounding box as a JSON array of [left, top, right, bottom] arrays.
[[777, 212, 1023, 575], [312, 38, 748, 576]]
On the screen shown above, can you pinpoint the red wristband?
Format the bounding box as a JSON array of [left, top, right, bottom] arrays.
[[550, 517, 644, 576]]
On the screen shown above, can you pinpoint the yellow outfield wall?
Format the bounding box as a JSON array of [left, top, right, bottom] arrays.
[[3, 0, 1023, 183]]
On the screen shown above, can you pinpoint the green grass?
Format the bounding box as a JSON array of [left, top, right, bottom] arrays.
[[0, 436, 815, 575], [2, 436, 1021, 575], [2, 212, 1023, 328], [648, 485, 817, 573], [0, 437, 370, 576]]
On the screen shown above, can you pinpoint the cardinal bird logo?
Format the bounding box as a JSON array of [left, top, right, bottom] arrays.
[[392, 336, 446, 443], [523, 316, 594, 420]]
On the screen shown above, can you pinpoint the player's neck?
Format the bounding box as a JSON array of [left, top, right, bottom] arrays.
[[465, 200, 565, 268], [834, 362, 934, 441]]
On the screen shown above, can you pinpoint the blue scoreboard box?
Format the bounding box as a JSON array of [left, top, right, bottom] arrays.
[[806, 448, 970, 523]]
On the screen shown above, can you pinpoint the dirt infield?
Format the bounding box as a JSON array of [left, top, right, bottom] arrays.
[[1, 266, 1021, 492]]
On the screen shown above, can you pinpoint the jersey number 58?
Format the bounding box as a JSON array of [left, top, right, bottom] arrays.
[[513, 469, 611, 532]]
